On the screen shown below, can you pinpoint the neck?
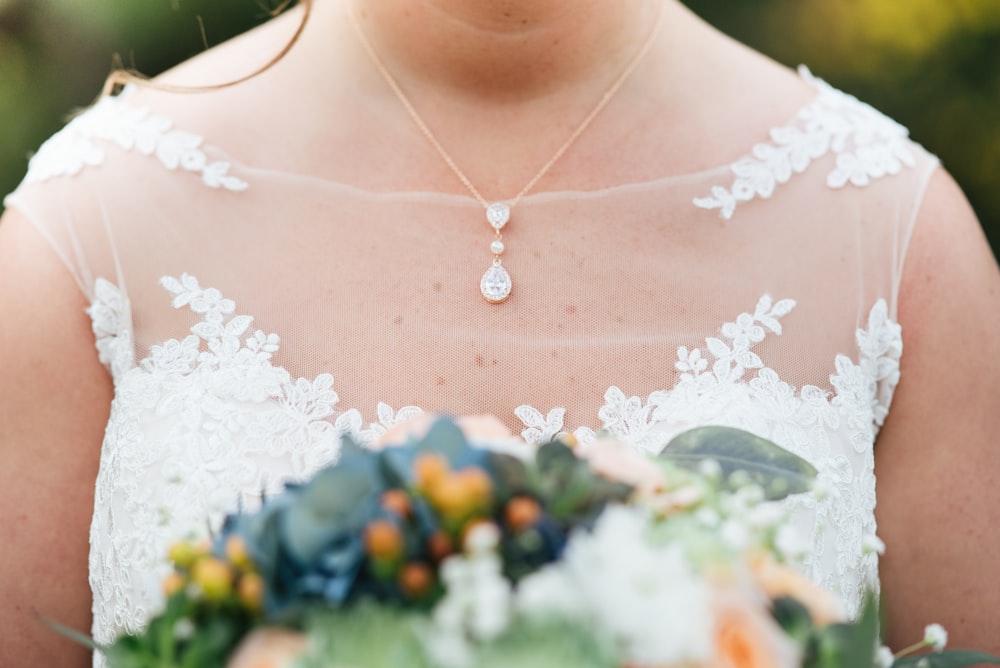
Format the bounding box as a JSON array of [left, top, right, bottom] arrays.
[[344, 0, 666, 103]]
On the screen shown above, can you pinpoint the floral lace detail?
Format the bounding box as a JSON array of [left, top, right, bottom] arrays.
[[87, 277, 901, 661], [87, 278, 135, 379], [694, 67, 916, 219], [21, 90, 248, 191], [512, 294, 900, 616]]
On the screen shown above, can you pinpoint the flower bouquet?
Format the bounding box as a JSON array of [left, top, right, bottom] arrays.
[[90, 416, 998, 668]]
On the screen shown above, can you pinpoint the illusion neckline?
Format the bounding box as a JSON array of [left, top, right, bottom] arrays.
[[113, 67, 828, 205]]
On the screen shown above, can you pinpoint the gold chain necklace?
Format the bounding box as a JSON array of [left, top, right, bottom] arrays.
[[349, 7, 663, 303]]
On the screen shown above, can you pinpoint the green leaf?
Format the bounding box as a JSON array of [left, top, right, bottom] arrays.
[[895, 651, 1000, 667], [281, 464, 378, 562], [771, 596, 815, 644], [660, 426, 817, 500], [535, 440, 578, 473], [418, 417, 470, 458], [808, 594, 879, 668]]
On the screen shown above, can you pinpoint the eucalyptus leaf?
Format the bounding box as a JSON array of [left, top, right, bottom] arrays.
[[809, 594, 879, 668], [281, 464, 379, 563], [536, 440, 577, 473], [660, 426, 817, 500], [418, 416, 470, 458], [894, 652, 1000, 667], [771, 595, 815, 644]]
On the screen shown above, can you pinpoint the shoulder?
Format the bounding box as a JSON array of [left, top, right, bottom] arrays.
[[874, 166, 1000, 650]]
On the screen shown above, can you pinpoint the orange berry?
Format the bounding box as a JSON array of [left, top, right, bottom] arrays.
[[191, 557, 234, 601], [505, 496, 542, 533], [413, 453, 450, 491], [163, 572, 186, 598], [427, 531, 454, 562], [427, 474, 473, 519], [561, 433, 579, 448], [381, 489, 412, 519], [456, 468, 493, 505], [398, 562, 434, 599], [364, 519, 404, 561], [237, 572, 265, 612]]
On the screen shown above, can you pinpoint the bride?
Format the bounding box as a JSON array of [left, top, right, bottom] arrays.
[[2, 0, 998, 665]]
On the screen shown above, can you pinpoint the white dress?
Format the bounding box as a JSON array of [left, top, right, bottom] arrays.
[[4, 66, 938, 665]]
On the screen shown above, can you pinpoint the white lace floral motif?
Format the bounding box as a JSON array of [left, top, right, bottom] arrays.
[[694, 67, 916, 219], [87, 277, 901, 665], [20, 90, 248, 191]]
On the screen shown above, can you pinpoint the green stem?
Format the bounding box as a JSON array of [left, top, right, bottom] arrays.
[[894, 640, 930, 659]]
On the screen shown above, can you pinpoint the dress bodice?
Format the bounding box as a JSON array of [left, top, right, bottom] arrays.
[[4, 67, 938, 664]]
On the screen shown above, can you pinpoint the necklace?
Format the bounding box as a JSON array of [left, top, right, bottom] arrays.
[[349, 7, 664, 303]]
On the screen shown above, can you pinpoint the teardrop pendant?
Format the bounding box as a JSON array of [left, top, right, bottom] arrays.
[[480, 261, 512, 303]]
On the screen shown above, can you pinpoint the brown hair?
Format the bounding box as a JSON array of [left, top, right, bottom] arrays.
[[102, 0, 312, 96]]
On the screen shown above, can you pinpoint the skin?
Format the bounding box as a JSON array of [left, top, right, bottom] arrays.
[[1, 0, 997, 664], [0, 210, 113, 666]]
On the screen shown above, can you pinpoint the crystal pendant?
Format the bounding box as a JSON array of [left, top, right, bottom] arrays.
[[480, 261, 512, 303], [486, 202, 510, 230]]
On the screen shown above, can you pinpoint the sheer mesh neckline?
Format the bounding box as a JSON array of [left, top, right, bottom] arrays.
[[118, 68, 826, 203]]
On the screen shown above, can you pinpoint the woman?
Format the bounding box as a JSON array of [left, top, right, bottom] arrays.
[[1, 0, 998, 665]]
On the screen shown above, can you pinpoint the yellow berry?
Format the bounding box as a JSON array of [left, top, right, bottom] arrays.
[[167, 541, 201, 569], [225, 535, 252, 571], [191, 557, 234, 602], [427, 474, 471, 519], [456, 468, 493, 506], [237, 572, 265, 613], [414, 453, 450, 491]]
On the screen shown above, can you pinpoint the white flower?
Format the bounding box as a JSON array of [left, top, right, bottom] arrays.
[[464, 522, 500, 554], [923, 623, 948, 651], [560, 506, 714, 665], [874, 645, 895, 667], [775, 524, 810, 562], [516, 568, 583, 619], [431, 545, 514, 652], [862, 533, 886, 555], [173, 617, 195, 641], [720, 519, 750, 550], [698, 458, 723, 480], [421, 624, 473, 668]]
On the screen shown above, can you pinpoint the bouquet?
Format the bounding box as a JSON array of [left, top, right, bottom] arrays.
[[91, 416, 998, 668]]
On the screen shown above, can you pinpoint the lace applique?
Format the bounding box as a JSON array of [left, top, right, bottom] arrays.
[[514, 405, 596, 446], [694, 66, 916, 219], [21, 91, 248, 191], [516, 294, 900, 617], [86, 277, 902, 655], [88, 278, 135, 379]]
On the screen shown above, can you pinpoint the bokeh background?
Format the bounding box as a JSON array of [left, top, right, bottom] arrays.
[[2, 0, 998, 252]]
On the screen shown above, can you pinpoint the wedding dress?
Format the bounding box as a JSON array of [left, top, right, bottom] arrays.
[[4, 66, 938, 665]]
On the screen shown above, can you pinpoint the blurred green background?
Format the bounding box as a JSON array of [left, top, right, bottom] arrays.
[[2, 0, 998, 252]]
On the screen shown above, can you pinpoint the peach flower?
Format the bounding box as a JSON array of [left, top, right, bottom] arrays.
[[577, 437, 667, 497], [750, 555, 845, 626], [374, 414, 513, 449], [709, 590, 801, 668], [226, 628, 307, 668]]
